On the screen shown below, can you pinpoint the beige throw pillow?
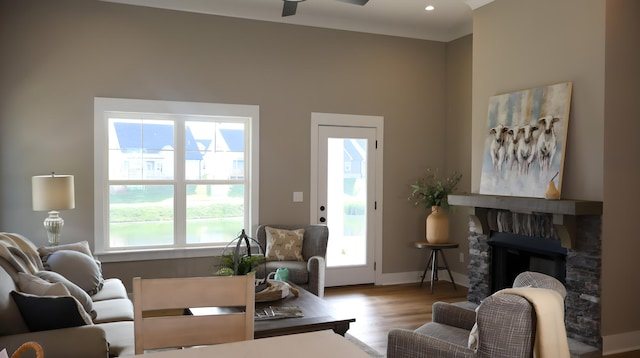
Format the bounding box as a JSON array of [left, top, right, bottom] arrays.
[[38, 241, 93, 258], [265, 227, 304, 262], [17, 272, 70, 297]]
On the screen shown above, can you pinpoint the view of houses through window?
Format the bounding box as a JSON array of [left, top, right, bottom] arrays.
[[95, 98, 258, 254]]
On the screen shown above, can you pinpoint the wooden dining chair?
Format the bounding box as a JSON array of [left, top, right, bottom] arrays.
[[132, 273, 255, 354]]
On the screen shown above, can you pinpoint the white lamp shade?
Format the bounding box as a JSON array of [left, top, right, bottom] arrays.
[[32, 175, 75, 211]]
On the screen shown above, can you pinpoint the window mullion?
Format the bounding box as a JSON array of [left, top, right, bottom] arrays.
[[175, 118, 187, 245]]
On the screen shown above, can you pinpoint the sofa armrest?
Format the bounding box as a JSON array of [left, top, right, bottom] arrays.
[[0, 325, 109, 358], [306, 255, 326, 298], [387, 328, 475, 358], [432, 302, 477, 330]]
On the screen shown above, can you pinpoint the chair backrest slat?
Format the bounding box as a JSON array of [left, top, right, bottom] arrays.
[[133, 274, 255, 354]]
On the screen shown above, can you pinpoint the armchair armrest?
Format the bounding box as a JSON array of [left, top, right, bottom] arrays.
[[432, 302, 477, 330], [387, 328, 475, 358], [306, 255, 326, 298], [0, 325, 109, 358]]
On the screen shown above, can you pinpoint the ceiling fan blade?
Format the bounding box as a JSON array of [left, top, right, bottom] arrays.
[[337, 0, 369, 5], [282, 1, 298, 17]]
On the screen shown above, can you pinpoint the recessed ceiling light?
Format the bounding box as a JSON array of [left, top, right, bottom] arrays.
[[425, 5, 435, 11]]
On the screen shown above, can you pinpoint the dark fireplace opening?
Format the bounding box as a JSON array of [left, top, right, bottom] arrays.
[[488, 231, 567, 292]]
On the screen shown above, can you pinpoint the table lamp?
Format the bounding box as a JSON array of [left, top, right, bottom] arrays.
[[32, 173, 75, 246]]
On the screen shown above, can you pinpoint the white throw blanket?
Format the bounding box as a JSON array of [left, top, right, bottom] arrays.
[[499, 287, 570, 358], [0, 232, 43, 274]]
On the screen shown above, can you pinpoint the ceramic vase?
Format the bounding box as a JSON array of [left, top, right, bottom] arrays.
[[426, 205, 449, 244]]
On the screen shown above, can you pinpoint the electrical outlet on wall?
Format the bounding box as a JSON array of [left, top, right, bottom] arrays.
[[459, 252, 464, 263]]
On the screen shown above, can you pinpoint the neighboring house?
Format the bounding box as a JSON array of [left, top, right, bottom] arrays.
[[112, 123, 242, 181]]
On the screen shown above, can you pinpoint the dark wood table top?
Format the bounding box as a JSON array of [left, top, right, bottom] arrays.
[[253, 285, 356, 338]]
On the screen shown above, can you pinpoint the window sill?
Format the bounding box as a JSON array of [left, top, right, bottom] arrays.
[[94, 246, 226, 263]]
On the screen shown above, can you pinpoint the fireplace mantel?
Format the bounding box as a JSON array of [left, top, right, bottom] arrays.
[[448, 194, 603, 248]]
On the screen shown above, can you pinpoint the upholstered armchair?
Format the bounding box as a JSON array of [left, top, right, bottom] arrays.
[[387, 271, 567, 358], [255, 224, 329, 297]]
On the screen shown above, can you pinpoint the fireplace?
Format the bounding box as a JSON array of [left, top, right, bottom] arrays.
[[489, 232, 567, 292], [448, 194, 603, 349]]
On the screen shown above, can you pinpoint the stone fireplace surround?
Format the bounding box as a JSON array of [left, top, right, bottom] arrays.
[[448, 194, 603, 349]]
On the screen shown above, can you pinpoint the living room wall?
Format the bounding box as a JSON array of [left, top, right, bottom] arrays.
[[603, 0, 640, 352], [474, 0, 640, 353], [0, 1, 473, 285]]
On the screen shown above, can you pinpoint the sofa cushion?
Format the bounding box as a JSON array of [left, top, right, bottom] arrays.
[[42, 250, 104, 295], [92, 298, 134, 323], [36, 270, 97, 320], [10, 291, 93, 332], [91, 278, 128, 302], [264, 227, 304, 261], [98, 321, 135, 357]]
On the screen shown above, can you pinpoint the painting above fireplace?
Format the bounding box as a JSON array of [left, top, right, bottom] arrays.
[[479, 81, 573, 198]]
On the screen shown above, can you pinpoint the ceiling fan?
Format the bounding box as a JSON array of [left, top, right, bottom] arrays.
[[282, 0, 369, 17]]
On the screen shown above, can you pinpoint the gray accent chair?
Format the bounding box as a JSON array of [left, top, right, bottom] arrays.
[[255, 224, 328, 297], [387, 271, 567, 358]]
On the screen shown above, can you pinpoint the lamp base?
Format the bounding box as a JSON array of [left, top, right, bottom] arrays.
[[43, 211, 64, 246]]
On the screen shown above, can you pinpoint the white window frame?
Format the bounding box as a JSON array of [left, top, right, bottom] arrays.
[[94, 97, 259, 262]]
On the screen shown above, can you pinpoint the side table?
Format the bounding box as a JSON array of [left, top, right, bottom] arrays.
[[414, 241, 459, 294]]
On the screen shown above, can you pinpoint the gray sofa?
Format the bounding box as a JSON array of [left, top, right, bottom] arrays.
[[0, 233, 134, 357]]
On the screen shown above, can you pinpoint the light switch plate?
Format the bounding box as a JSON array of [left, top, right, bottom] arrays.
[[293, 192, 303, 202]]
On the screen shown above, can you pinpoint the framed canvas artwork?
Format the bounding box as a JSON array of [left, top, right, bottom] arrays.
[[479, 82, 572, 198]]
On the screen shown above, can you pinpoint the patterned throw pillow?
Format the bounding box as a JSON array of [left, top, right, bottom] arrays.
[[265, 227, 304, 262]]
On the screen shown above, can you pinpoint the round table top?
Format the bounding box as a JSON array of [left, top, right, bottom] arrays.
[[414, 241, 459, 249]]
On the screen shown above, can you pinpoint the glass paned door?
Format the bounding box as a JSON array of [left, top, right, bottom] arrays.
[[317, 125, 376, 286]]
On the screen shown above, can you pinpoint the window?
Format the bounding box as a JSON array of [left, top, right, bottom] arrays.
[[94, 98, 259, 261]]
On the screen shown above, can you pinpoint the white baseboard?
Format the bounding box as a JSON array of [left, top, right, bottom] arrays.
[[378, 270, 469, 288], [602, 330, 640, 355]]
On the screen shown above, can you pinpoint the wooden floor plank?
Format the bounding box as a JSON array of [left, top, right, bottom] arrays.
[[324, 281, 467, 355]]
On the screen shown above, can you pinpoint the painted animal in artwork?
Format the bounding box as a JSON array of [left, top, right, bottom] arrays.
[[505, 127, 521, 171], [516, 124, 538, 174], [536, 115, 560, 173], [489, 124, 509, 173]]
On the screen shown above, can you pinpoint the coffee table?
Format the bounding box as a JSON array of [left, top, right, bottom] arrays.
[[253, 285, 355, 338], [189, 284, 355, 339]]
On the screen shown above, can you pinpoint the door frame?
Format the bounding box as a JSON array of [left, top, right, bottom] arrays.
[[310, 112, 384, 286]]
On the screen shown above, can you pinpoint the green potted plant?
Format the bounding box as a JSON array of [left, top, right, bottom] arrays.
[[214, 230, 267, 292], [409, 169, 462, 243], [216, 254, 265, 276]]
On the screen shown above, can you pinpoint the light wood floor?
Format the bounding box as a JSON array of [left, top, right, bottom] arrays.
[[324, 281, 467, 355], [324, 282, 640, 357]]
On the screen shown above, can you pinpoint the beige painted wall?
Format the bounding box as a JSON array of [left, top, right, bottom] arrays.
[[444, 34, 473, 274], [0, 0, 469, 283], [474, 0, 640, 350], [602, 0, 640, 349], [473, 0, 605, 200]]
